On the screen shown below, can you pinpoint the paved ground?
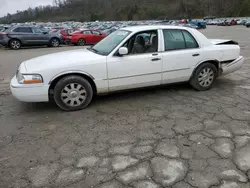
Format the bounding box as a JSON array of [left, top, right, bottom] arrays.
[[0, 26, 250, 188]]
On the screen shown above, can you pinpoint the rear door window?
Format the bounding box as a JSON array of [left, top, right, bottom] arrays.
[[92, 31, 100, 35], [163, 29, 186, 51], [13, 27, 32, 33], [182, 30, 199, 48], [83, 31, 92, 34], [163, 29, 199, 51]]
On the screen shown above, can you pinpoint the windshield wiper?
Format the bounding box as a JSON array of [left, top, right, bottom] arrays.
[[88, 47, 99, 53]]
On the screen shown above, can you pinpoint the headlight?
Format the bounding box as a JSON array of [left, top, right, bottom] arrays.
[[17, 73, 43, 84]]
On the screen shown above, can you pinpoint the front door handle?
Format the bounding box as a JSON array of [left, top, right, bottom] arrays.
[[192, 53, 200, 57], [151, 58, 161, 61]]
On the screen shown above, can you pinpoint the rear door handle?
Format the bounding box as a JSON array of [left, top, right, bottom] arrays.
[[151, 58, 161, 61], [192, 53, 200, 57]]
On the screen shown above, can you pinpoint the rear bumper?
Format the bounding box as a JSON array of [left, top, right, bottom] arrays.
[[0, 39, 8, 46], [221, 56, 244, 75]]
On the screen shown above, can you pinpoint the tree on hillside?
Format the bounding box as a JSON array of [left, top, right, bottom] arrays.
[[0, 0, 250, 23]]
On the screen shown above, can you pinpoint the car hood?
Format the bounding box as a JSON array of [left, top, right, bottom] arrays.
[[24, 48, 104, 72]]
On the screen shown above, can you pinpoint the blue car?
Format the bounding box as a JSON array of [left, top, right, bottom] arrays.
[[189, 21, 207, 29]]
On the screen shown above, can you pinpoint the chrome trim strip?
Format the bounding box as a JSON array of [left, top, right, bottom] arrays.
[[48, 71, 95, 84], [107, 72, 162, 80], [106, 68, 190, 80], [163, 68, 190, 73]]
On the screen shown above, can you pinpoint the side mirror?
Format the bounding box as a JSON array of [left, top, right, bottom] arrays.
[[43, 31, 48, 34], [118, 47, 128, 56]]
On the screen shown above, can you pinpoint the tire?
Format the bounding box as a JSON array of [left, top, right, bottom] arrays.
[[50, 38, 60, 47], [9, 39, 21, 50], [77, 39, 86, 46], [190, 63, 218, 91], [53, 76, 93, 111]]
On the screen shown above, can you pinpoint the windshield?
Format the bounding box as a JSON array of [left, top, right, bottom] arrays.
[[91, 30, 131, 55]]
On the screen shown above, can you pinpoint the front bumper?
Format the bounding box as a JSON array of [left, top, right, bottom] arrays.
[[221, 56, 244, 75], [10, 76, 49, 102]]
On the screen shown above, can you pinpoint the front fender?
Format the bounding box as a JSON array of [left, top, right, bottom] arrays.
[[48, 70, 95, 85]]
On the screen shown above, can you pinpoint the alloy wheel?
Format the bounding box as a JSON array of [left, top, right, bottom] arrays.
[[78, 39, 85, 46], [51, 39, 59, 47], [11, 41, 21, 49]]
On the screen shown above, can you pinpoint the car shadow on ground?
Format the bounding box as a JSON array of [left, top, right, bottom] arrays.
[[17, 78, 237, 113], [18, 83, 191, 113]]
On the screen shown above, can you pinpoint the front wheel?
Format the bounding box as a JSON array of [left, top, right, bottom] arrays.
[[50, 38, 60, 47], [53, 76, 93, 111], [190, 63, 218, 91]]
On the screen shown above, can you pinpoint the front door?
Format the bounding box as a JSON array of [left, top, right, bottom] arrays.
[[32, 28, 49, 44], [107, 30, 162, 91], [161, 29, 203, 84]]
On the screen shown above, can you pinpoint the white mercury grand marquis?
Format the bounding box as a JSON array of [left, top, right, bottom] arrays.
[[11, 25, 244, 111]]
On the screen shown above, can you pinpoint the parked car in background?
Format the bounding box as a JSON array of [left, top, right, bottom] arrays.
[[0, 26, 10, 32], [60, 28, 79, 44], [102, 28, 117, 35], [0, 26, 63, 49], [71, 29, 106, 46], [182, 23, 199, 29], [217, 20, 231, 26], [11, 25, 244, 111], [230, 19, 237, 25], [189, 20, 207, 29], [238, 19, 247, 25], [246, 20, 250, 28]]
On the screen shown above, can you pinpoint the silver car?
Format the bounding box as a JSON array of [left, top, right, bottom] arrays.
[[0, 26, 63, 49]]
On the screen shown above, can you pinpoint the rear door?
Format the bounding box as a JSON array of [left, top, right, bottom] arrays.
[[81, 30, 92, 44], [91, 30, 104, 43], [11, 27, 34, 44], [161, 29, 203, 84]]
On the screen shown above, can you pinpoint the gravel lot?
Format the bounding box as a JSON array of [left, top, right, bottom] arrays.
[[0, 26, 250, 188]]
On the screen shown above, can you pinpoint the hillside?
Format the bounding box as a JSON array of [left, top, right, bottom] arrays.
[[1, 0, 250, 23]]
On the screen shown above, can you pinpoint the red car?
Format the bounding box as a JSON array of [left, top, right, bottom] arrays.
[[71, 30, 106, 46], [230, 19, 237, 25], [61, 28, 79, 44]]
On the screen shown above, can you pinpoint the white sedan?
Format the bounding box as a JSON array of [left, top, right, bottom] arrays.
[[11, 25, 244, 111]]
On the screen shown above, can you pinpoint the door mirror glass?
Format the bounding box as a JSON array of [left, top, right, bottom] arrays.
[[118, 47, 128, 55]]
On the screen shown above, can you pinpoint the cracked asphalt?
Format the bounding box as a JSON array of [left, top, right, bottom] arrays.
[[0, 26, 250, 188]]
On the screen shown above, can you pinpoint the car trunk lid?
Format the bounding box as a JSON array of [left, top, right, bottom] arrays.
[[209, 39, 239, 45]]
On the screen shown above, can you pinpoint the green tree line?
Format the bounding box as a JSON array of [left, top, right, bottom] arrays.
[[1, 0, 250, 23]]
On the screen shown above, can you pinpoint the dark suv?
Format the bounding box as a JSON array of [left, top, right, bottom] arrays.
[[0, 26, 63, 49]]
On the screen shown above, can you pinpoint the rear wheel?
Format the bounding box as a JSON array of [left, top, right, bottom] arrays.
[[77, 39, 86, 46], [53, 75, 93, 111], [190, 63, 218, 91], [10, 39, 21, 50]]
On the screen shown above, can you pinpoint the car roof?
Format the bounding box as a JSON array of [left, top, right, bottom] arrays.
[[13, 25, 32, 28], [121, 25, 193, 32]]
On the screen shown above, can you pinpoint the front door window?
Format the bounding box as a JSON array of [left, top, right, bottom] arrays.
[[122, 30, 158, 54]]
